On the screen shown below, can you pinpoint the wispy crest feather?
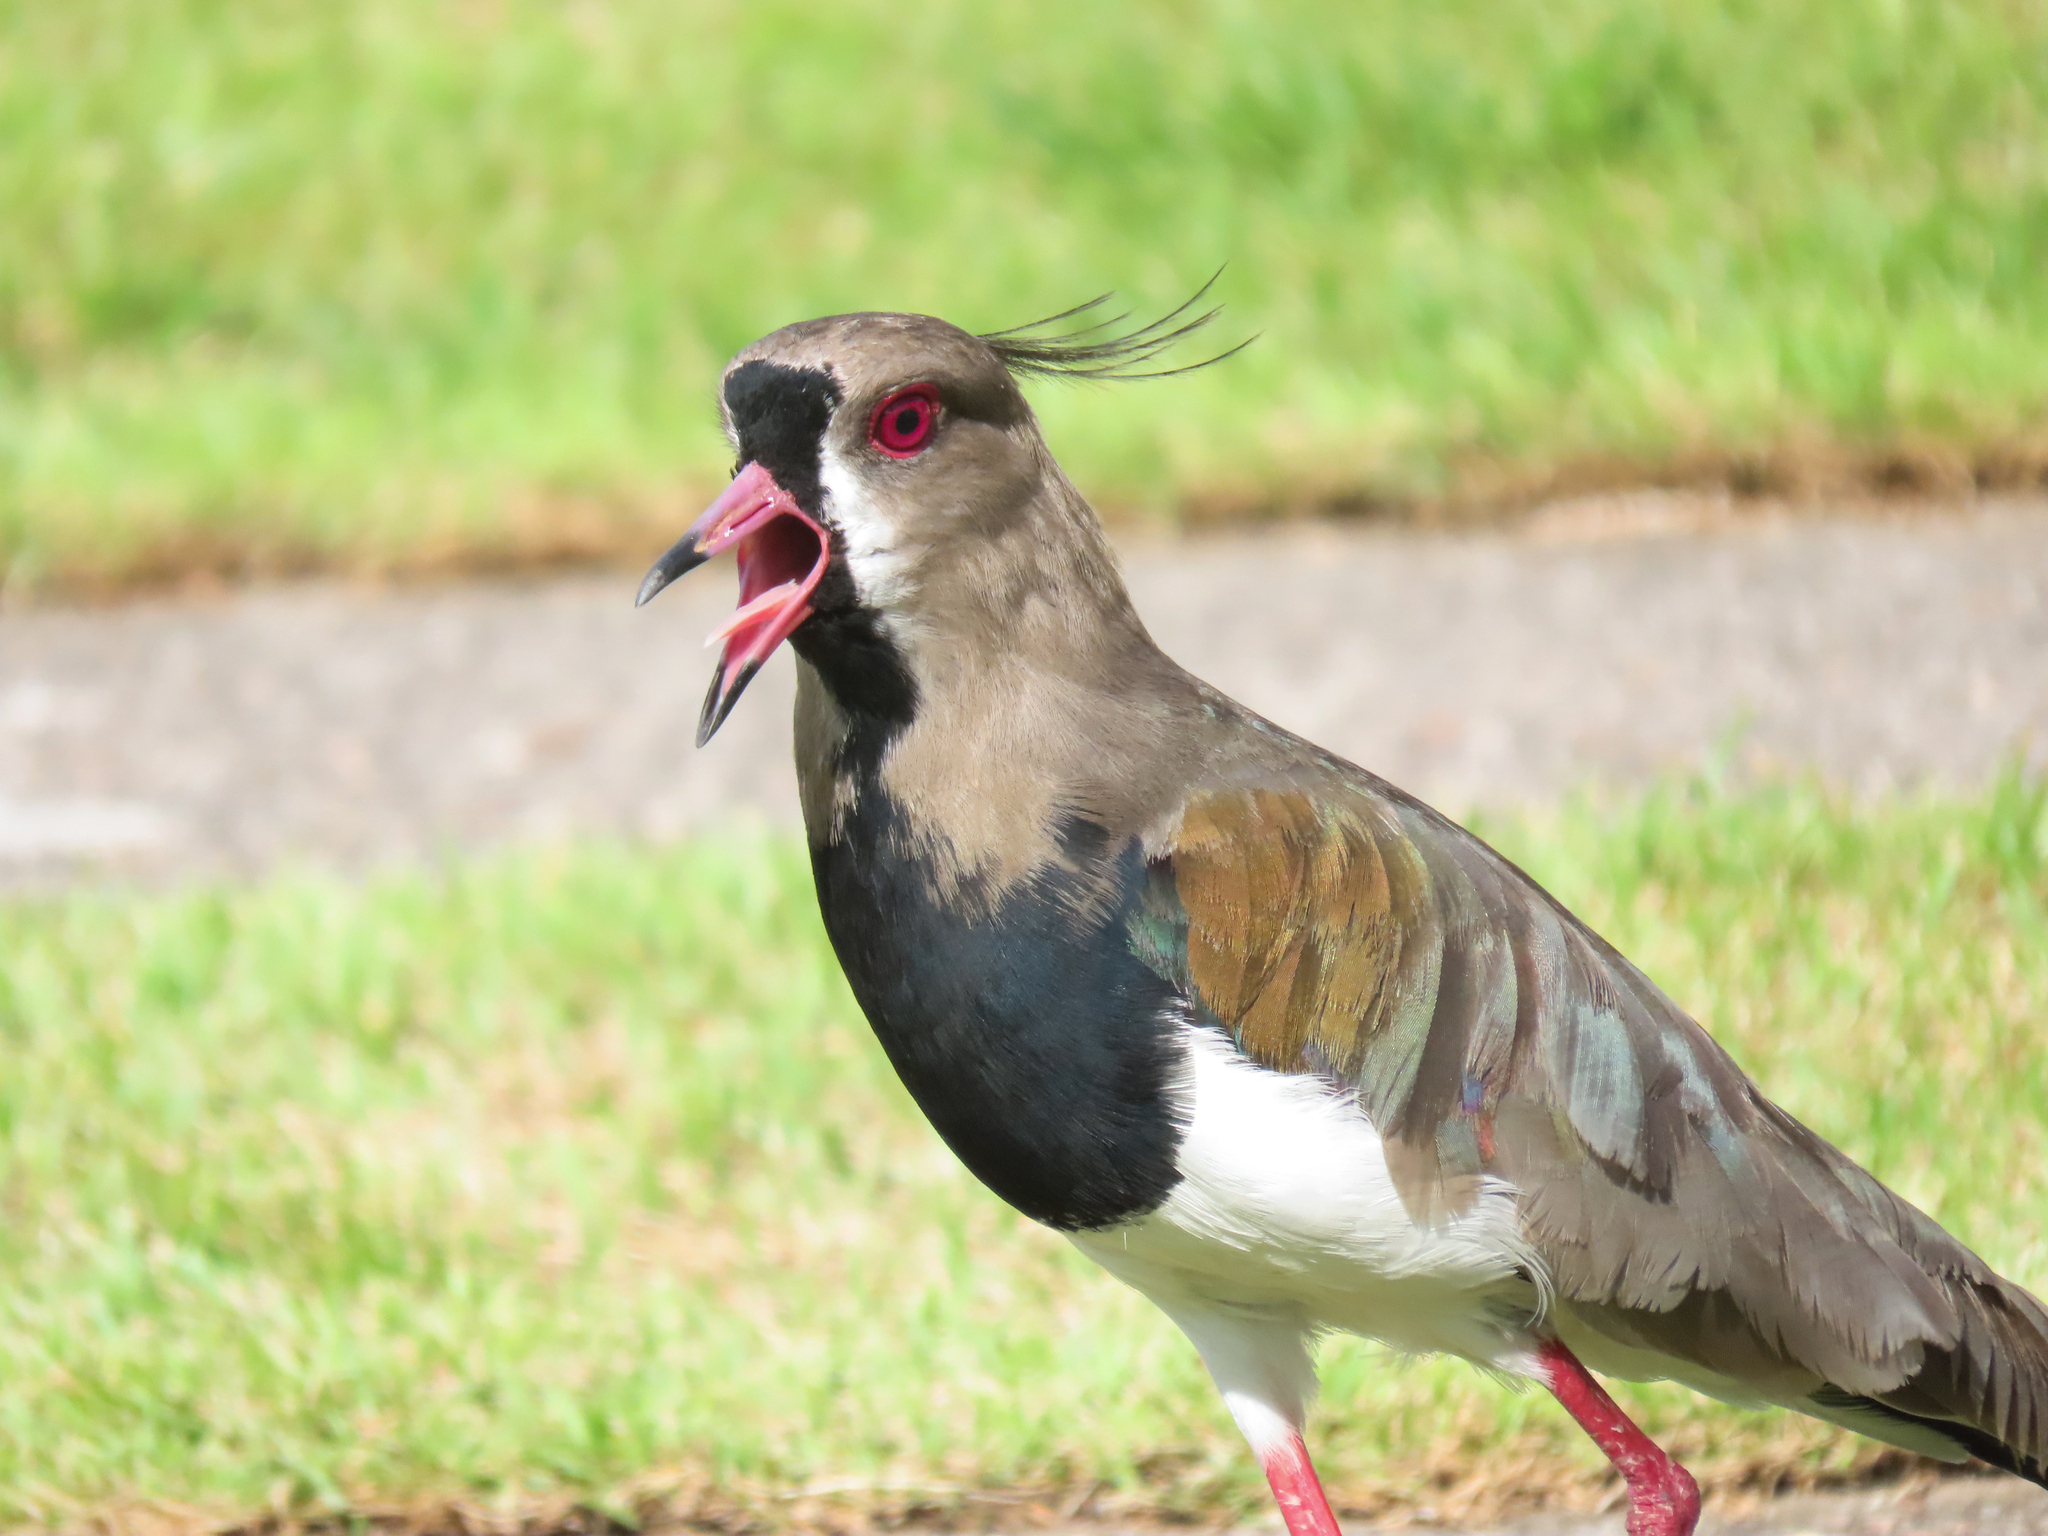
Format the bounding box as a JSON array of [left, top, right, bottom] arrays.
[[981, 271, 1252, 381]]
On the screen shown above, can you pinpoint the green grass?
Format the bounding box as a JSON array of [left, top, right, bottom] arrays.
[[4, 0, 2048, 588], [0, 774, 2044, 1532]]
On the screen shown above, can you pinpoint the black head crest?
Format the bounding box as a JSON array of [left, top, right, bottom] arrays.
[[980, 269, 1254, 381]]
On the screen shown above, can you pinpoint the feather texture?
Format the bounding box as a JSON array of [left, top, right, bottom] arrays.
[[690, 305, 2048, 1501], [1132, 770, 2048, 1478], [979, 273, 1252, 380]]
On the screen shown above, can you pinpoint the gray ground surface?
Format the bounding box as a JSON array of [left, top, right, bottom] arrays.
[[1351, 1471, 2048, 1534], [2, 497, 2043, 890]]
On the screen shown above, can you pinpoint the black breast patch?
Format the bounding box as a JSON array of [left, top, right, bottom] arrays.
[[811, 793, 1189, 1231]]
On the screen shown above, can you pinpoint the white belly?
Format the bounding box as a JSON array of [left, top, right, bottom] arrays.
[[1070, 1022, 1547, 1374]]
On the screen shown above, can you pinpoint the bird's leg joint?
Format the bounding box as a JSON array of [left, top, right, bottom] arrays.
[[1537, 1338, 1701, 1536]]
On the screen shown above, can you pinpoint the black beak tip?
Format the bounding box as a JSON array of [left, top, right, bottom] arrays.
[[635, 535, 710, 608], [695, 661, 760, 748], [634, 565, 672, 608]]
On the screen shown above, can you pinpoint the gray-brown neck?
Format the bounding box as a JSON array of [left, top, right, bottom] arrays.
[[791, 465, 1205, 902]]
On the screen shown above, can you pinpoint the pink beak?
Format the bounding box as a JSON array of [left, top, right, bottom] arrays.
[[636, 461, 833, 745]]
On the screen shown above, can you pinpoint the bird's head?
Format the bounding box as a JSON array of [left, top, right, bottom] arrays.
[[638, 291, 1240, 744]]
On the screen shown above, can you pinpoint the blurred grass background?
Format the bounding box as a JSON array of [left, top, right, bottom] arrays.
[[5, 0, 2048, 590], [6, 7, 2048, 1530], [0, 776, 2042, 1531]]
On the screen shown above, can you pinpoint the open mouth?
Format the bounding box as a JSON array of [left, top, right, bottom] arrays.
[[635, 460, 831, 744]]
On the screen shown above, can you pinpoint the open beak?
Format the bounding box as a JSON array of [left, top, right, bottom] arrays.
[[636, 460, 832, 745]]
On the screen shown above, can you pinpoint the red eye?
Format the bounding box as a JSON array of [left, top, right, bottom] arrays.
[[868, 384, 940, 458]]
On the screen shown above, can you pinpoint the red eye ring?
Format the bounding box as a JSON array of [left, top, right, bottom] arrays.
[[868, 384, 941, 458]]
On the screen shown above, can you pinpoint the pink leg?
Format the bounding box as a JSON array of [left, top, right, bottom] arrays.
[[1538, 1339, 1701, 1536], [1260, 1432, 1344, 1536]]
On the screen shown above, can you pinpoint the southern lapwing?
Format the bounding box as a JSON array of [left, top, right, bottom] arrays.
[[636, 301, 2048, 1536]]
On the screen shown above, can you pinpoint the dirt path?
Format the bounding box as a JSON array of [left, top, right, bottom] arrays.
[[1372, 1471, 2048, 1534], [3, 497, 2044, 890]]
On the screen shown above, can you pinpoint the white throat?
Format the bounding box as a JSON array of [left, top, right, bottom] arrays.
[[817, 443, 924, 613]]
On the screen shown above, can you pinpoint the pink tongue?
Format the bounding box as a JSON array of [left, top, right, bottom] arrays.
[[705, 580, 802, 648], [707, 521, 825, 703], [711, 593, 810, 700]]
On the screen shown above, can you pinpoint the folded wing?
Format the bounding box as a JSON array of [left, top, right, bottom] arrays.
[[1128, 771, 2048, 1481]]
